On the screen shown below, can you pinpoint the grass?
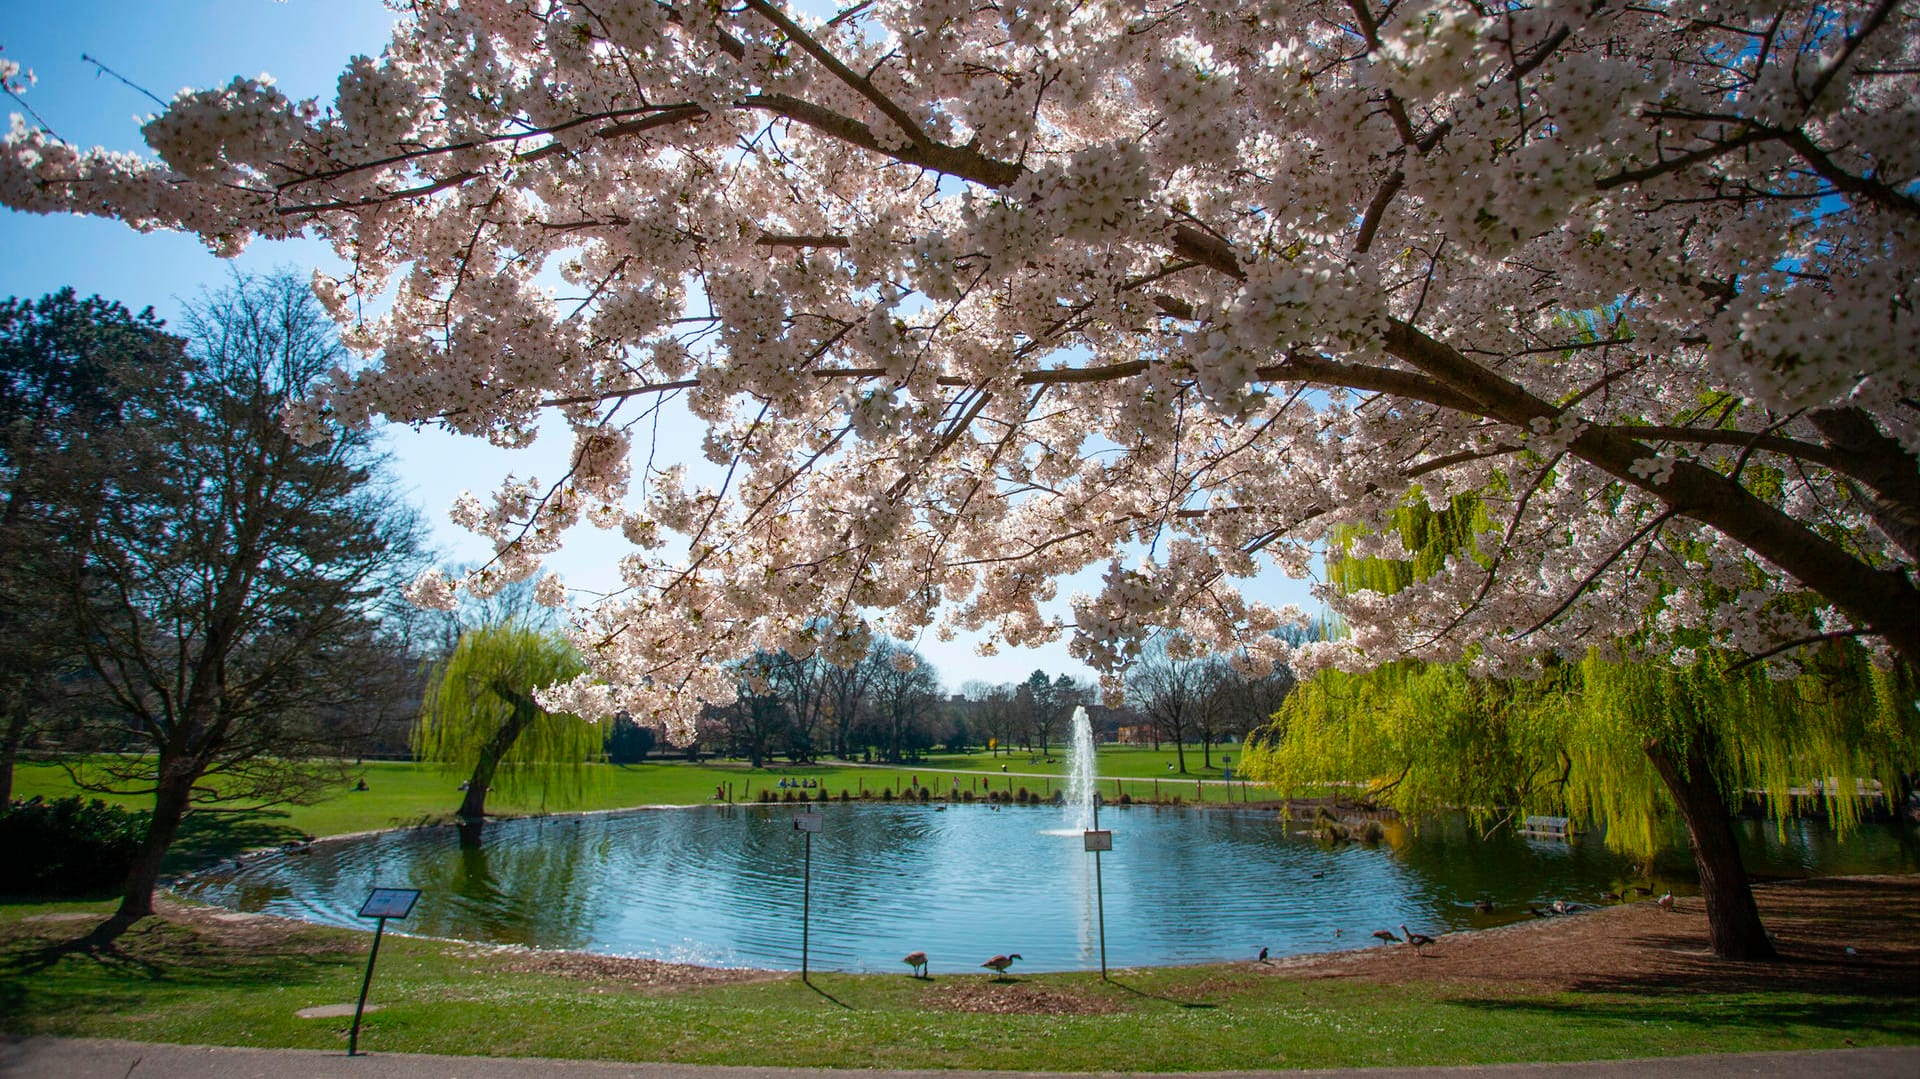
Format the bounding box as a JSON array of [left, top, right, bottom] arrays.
[[0, 907, 1911, 1070], [7, 750, 1265, 872], [5, 757, 1915, 1068]]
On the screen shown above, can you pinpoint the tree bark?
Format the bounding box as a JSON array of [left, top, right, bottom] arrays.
[[458, 691, 539, 819], [1644, 727, 1777, 961], [0, 705, 25, 809], [115, 753, 199, 923]]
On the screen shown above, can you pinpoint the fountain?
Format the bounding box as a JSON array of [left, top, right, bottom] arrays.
[[1064, 705, 1097, 832], [180, 790, 1913, 973]]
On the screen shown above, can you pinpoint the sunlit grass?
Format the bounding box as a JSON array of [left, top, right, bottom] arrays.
[[0, 907, 1910, 1069], [8, 750, 1267, 875]]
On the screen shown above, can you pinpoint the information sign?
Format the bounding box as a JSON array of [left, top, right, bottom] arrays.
[[357, 888, 420, 920], [1083, 829, 1113, 852], [793, 812, 823, 833]]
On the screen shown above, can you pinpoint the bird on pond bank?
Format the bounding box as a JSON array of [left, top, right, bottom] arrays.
[[1657, 891, 1676, 912], [982, 953, 1022, 978], [1400, 925, 1435, 947], [1257, 946, 1269, 962], [903, 951, 928, 978], [1371, 929, 1400, 944]]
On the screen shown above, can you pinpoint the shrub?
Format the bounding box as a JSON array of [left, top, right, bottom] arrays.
[[882, 788, 894, 801], [917, 787, 930, 802], [839, 789, 850, 802], [1118, 792, 1132, 805], [0, 796, 151, 895]]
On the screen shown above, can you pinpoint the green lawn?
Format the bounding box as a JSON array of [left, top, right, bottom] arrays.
[[0, 907, 1910, 1070], [8, 751, 1265, 873], [942, 743, 1243, 774], [5, 757, 1914, 1069]]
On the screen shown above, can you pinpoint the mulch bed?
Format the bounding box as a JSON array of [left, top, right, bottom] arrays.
[[1252, 874, 1920, 996]]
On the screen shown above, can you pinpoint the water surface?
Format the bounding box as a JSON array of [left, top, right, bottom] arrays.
[[183, 803, 1916, 972]]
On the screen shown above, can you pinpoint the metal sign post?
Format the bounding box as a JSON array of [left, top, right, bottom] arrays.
[[350, 887, 420, 1056], [793, 811, 822, 982], [1083, 795, 1112, 980]]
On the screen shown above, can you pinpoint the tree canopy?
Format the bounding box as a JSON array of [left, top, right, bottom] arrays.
[[416, 621, 596, 818], [0, 290, 182, 806], [23, 273, 428, 921], [4, 1, 1914, 738]]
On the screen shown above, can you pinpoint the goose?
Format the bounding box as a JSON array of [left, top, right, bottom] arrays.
[[1399, 925, 1435, 947], [1371, 929, 1400, 944], [981, 953, 1022, 977], [902, 951, 929, 978]]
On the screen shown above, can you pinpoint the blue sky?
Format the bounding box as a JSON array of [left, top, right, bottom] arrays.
[[1, 2, 1318, 690]]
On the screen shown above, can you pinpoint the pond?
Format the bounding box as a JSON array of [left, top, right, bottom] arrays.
[[180, 803, 1918, 973]]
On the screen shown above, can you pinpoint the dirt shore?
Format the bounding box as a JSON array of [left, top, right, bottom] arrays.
[[141, 873, 1920, 1009], [1256, 874, 1920, 996]]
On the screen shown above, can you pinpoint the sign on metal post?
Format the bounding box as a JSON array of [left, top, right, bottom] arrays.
[[1086, 796, 1111, 979], [358, 888, 420, 919], [793, 812, 821, 981], [350, 888, 420, 1056]]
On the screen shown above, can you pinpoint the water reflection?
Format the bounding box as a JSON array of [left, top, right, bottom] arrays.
[[181, 803, 1917, 973]]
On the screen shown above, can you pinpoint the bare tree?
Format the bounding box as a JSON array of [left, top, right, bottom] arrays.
[[965, 681, 1018, 758], [719, 651, 793, 770], [869, 642, 938, 762], [62, 273, 426, 926], [821, 645, 884, 759], [1127, 639, 1210, 774]]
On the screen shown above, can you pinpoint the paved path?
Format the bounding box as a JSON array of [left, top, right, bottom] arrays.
[[3, 1038, 1916, 1079]]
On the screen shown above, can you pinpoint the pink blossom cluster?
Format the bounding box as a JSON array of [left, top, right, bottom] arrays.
[[5, 0, 1915, 741]]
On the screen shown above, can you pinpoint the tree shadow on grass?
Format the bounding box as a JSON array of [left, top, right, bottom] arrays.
[[1106, 978, 1219, 1009], [163, 807, 311, 872], [0, 912, 361, 1024], [1451, 992, 1920, 1042]]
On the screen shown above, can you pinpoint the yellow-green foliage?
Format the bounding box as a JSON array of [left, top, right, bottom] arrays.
[[1254, 484, 1917, 856], [1243, 650, 1917, 858], [413, 624, 603, 808]]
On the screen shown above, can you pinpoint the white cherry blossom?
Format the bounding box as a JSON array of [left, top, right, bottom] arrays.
[[4, 0, 1914, 743]]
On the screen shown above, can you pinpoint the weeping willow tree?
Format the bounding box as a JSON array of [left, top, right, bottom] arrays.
[[414, 623, 602, 820], [1244, 495, 1918, 961]]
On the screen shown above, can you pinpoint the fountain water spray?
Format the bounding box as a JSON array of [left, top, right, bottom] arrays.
[[1065, 705, 1097, 832]]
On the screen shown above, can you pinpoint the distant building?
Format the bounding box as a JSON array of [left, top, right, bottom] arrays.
[[1116, 725, 1155, 745]]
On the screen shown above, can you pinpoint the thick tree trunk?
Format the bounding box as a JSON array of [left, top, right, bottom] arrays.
[[115, 754, 199, 923], [1644, 729, 1777, 961], [0, 706, 24, 809], [459, 694, 537, 819]]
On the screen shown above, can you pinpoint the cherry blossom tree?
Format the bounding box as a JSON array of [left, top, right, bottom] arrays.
[[4, 0, 1914, 743]]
